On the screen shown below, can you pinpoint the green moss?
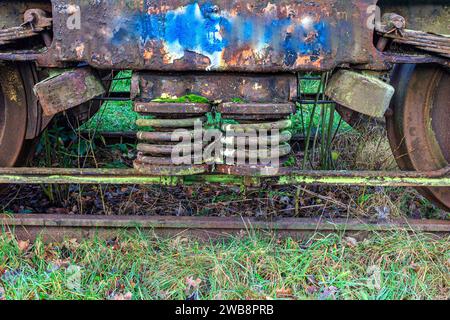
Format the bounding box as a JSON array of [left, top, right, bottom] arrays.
[[230, 98, 246, 103], [152, 94, 210, 104]]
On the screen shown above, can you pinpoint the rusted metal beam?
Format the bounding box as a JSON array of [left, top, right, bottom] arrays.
[[0, 0, 388, 71], [134, 102, 211, 118], [2, 215, 449, 242], [0, 167, 448, 187], [2, 1, 449, 70], [132, 73, 298, 102], [218, 103, 296, 120]]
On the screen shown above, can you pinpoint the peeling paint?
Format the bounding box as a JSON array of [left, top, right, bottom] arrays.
[[112, 2, 332, 70]]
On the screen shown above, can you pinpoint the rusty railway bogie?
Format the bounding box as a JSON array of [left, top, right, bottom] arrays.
[[0, 0, 449, 211]]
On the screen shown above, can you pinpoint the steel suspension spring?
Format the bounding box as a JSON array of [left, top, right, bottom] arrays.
[[215, 102, 296, 176], [133, 102, 212, 175]]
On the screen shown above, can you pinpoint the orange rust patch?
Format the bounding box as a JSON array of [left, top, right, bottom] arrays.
[[295, 56, 323, 68], [286, 24, 295, 33], [143, 49, 153, 60], [147, 5, 171, 15], [228, 47, 257, 66]]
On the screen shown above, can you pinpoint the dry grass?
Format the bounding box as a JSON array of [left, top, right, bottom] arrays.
[[332, 122, 396, 171]]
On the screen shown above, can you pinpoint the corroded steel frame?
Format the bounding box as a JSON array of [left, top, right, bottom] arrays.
[[1, 0, 448, 72]]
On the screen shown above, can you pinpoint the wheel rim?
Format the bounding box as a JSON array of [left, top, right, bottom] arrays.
[[387, 64, 449, 210], [0, 63, 28, 167]]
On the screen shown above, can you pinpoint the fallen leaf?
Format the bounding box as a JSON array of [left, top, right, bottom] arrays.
[[306, 286, 318, 295], [319, 286, 339, 300], [276, 288, 293, 298], [17, 240, 30, 252], [47, 259, 71, 273], [410, 263, 421, 273], [186, 276, 202, 290], [344, 236, 358, 247], [110, 292, 133, 300], [66, 238, 80, 249]]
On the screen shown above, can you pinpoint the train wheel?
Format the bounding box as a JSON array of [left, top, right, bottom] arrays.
[[386, 64, 449, 211], [0, 62, 32, 167]]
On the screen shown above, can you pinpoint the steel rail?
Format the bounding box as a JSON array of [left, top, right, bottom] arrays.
[[0, 167, 448, 187], [1, 215, 449, 242]]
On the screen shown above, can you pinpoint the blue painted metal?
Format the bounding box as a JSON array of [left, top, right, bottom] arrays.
[[112, 2, 332, 69], [42, 0, 381, 72]]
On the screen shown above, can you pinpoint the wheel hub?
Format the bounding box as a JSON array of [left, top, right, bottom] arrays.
[[387, 64, 449, 211]]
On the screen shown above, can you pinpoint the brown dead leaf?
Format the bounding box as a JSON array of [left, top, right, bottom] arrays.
[[185, 187, 195, 197], [320, 286, 339, 300], [276, 288, 293, 298], [306, 285, 318, 295], [410, 263, 421, 273], [17, 240, 30, 252]]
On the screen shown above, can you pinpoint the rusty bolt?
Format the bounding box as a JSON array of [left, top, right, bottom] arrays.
[[23, 9, 53, 29]]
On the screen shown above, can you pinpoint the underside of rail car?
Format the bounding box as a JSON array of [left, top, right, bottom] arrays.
[[0, 0, 448, 210]]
